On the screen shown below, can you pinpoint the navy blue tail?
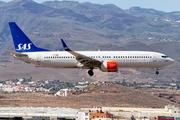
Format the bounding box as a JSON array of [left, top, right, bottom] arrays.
[[9, 22, 50, 52]]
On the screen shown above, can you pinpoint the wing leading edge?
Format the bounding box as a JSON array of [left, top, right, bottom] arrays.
[[61, 39, 101, 68]]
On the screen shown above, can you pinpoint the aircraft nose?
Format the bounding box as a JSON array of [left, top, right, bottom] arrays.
[[169, 58, 175, 64]]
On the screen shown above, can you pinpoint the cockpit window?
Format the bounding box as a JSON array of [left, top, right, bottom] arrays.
[[162, 56, 168, 58]]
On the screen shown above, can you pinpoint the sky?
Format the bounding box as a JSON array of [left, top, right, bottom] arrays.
[[2, 0, 180, 12]]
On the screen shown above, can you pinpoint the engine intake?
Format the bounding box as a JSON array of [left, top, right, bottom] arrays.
[[100, 61, 118, 72]]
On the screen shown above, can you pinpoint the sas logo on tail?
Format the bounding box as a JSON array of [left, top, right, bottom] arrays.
[[16, 43, 32, 51]]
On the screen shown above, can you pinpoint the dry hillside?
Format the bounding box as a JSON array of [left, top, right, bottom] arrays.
[[0, 84, 179, 109]]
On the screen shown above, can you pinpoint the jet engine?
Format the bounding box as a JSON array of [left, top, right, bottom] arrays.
[[100, 61, 118, 72]]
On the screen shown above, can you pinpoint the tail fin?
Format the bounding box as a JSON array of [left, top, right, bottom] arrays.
[[9, 22, 50, 52]]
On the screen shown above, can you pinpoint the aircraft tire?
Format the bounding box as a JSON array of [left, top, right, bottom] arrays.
[[88, 69, 94, 76]]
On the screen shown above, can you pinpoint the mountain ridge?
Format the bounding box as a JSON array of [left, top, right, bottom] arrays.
[[0, 0, 91, 22]]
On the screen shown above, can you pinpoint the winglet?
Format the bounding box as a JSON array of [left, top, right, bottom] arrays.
[[61, 39, 71, 51]]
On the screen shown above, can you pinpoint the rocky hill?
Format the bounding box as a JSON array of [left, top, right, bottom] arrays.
[[0, 0, 179, 53], [127, 7, 180, 21]]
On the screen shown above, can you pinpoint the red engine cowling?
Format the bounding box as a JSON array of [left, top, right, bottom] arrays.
[[100, 61, 118, 72]]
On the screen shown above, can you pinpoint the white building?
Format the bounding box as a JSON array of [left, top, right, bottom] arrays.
[[165, 104, 180, 113], [2, 87, 13, 92], [45, 81, 49, 84], [18, 79, 24, 82], [92, 119, 111, 120], [55, 89, 69, 96], [169, 109, 180, 113], [0, 107, 77, 119], [77, 111, 90, 120]]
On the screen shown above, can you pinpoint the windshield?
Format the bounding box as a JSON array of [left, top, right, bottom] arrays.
[[161, 56, 168, 58]]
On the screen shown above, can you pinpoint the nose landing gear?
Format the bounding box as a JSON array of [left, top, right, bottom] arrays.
[[156, 71, 159, 75], [155, 68, 159, 75]]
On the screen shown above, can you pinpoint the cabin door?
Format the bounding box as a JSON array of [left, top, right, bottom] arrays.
[[37, 54, 41, 62], [153, 54, 157, 62]]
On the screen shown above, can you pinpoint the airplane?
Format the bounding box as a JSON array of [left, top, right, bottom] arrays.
[[7, 22, 174, 76]]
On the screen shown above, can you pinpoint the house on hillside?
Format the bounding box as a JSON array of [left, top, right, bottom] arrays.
[[77, 110, 113, 120], [54, 89, 69, 96]]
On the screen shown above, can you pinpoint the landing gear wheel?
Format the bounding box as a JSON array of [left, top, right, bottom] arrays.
[[88, 69, 94, 76], [156, 71, 159, 75]]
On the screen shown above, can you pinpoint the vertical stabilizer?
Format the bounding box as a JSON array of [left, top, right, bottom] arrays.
[[9, 22, 50, 52]]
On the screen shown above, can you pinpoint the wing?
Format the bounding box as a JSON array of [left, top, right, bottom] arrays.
[[61, 39, 101, 68], [6, 50, 27, 56]]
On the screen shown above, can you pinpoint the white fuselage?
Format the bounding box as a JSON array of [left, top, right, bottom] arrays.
[[14, 51, 174, 70]]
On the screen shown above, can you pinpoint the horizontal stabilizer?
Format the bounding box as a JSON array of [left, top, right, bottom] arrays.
[[6, 50, 27, 56]]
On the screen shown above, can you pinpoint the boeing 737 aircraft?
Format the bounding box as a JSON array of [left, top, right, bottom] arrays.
[[7, 22, 174, 76]]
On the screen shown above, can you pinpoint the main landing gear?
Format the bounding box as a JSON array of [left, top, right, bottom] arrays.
[[156, 69, 159, 75], [88, 69, 94, 76]]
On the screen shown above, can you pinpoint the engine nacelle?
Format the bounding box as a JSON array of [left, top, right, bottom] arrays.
[[100, 61, 118, 72]]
